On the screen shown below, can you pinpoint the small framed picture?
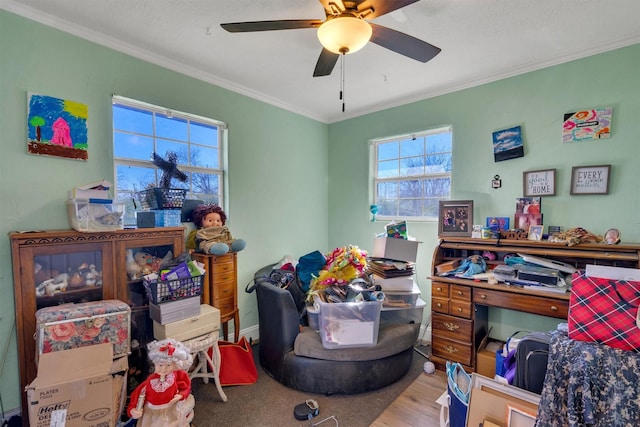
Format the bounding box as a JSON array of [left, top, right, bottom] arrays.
[[528, 225, 543, 241], [438, 200, 474, 237], [523, 169, 556, 197], [507, 405, 537, 427], [570, 165, 611, 195]]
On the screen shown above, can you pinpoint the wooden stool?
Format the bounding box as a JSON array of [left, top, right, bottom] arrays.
[[184, 332, 227, 402]]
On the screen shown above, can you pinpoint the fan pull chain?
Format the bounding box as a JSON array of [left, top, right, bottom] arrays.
[[340, 51, 346, 112]]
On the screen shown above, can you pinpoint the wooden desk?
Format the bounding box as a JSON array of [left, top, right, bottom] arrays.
[[429, 237, 640, 372]]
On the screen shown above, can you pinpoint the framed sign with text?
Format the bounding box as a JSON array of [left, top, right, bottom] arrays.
[[523, 169, 556, 197], [570, 165, 611, 195]]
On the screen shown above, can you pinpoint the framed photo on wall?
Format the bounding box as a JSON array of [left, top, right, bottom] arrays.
[[570, 165, 611, 195], [523, 169, 556, 197], [439, 200, 474, 237]]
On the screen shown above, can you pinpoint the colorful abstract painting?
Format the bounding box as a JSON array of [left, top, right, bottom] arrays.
[[27, 93, 89, 160], [492, 125, 524, 162], [562, 107, 612, 142]]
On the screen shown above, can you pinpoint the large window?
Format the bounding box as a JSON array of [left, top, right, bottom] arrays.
[[112, 96, 226, 223], [372, 126, 452, 220]]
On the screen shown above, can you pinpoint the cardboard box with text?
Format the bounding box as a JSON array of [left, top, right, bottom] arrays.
[[26, 343, 127, 427]]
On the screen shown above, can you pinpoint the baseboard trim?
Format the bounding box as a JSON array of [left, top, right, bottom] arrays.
[[2, 407, 22, 424]]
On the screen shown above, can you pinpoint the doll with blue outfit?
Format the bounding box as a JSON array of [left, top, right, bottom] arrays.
[[186, 204, 246, 256]]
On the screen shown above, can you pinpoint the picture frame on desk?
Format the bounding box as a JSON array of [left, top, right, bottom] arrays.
[[528, 225, 543, 241], [438, 200, 473, 237]]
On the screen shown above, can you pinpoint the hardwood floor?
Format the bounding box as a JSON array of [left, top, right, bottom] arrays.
[[371, 369, 448, 427]]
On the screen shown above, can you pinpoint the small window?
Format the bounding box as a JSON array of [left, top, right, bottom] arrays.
[[372, 127, 452, 220], [112, 96, 226, 226]]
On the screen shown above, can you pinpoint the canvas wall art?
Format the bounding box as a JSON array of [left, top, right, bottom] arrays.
[[492, 125, 524, 162], [562, 107, 612, 142], [27, 93, 89, 160]]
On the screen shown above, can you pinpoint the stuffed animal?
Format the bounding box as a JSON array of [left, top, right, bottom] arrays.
[[127, 249, 174, 279]]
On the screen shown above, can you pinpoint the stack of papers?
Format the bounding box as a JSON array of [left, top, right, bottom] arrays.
[[69, 179, 113, 202]]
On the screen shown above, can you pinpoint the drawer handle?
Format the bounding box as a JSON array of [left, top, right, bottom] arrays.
[[443, 322, 459, 331], [479, 294, 487, 299], [456, 291, 463, 296], [436, 287, 442, 292], [550, 305, 558, 311], [436, 303, 442, 308], [457, 307, 463, 313], [443, 345, 458, 354]]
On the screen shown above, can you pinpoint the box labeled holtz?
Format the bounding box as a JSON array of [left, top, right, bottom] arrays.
[[372, 237, 419, 263], [26, 343, 127, 427], [153, 304, 220, 341]]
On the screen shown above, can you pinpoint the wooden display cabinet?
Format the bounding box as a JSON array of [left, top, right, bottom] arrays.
[[429, 237, 640, 372], [9, 227, 185, 416]]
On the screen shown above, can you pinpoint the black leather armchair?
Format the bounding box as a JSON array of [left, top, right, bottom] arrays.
[[254, 280, 420, 394]]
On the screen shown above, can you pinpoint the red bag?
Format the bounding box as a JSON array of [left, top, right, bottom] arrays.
[[568, 271, 640, 352], [209, 336, 258, 385]]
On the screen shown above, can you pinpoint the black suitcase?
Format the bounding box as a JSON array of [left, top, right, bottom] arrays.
[[513, 331, 551, 394]]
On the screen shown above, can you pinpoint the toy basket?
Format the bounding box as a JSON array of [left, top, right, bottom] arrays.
[[137, 188, 187, 210], [144, 274, 203, 304]]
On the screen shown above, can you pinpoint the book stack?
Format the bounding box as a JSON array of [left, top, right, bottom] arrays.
[[367, 258, 415, 292], [69, 179, 113, 203]]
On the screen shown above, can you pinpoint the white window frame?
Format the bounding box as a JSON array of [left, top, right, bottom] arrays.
[[371, 126, 452, 221], [112, 95, 228, 211]]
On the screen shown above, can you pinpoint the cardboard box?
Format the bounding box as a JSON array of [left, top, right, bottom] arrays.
[[26, 343, 128, 427], [153, 304, 220, 341], [372, 237, 419, 263], [476, 340, 504, 379]]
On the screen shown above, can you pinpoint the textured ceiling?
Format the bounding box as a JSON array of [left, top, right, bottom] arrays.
[[3, 0, 640, 123]]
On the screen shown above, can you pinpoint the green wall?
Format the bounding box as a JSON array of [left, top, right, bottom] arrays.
[[0, 10, 329, 412], [2, 8, 640, 415], [327, 43, 640, 340]]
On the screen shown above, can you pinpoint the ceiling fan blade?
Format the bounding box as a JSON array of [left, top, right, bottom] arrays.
[[369, 23, 441, 62], [313, 48, 340, 77], [221, 19, 322, 33], [356, 0, 420, 19]]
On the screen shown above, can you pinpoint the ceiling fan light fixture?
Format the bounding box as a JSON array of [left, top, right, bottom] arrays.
[[317, 15, 372, 54]]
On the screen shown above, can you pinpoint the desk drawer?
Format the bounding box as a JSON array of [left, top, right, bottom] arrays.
[[213, 296, 235, 315], [432, 335, 473, 366], [212, 280, 235, 300], [432, 282, 450, 299], [211, 261, 234, 275], [432, 297, 449, 314], [473, 288, 568, 318], [450, 300, 473, 319], [450, 284, 471, 302], [432, 313, 472, 342], [212, 270, 235, 283]]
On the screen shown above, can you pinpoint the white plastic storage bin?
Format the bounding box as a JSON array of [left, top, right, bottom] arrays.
[[316, 299, 382, 349], [382, 281, 421, 308], [67, 199, 124, 232]]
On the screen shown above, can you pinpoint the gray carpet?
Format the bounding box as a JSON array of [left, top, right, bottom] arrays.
[[190, 342, 430, 427]]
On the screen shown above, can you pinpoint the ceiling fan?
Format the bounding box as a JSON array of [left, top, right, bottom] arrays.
[[220, 0, 441, 77]]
